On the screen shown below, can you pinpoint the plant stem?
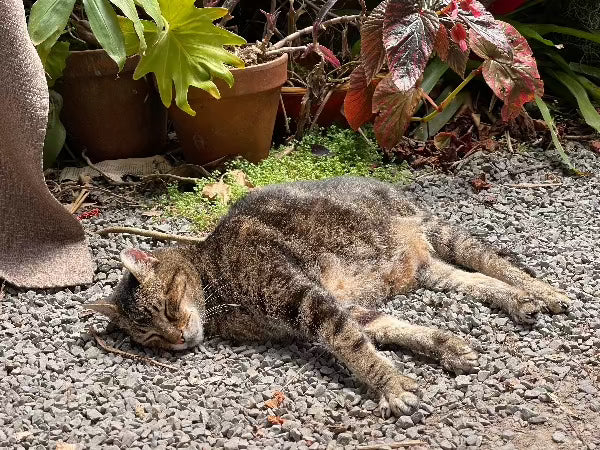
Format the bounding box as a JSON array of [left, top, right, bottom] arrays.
[[271, 15, 360, 50], [411, 66, 482, 123]]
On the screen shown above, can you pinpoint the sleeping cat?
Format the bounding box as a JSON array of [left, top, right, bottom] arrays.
[[87, 176, 570, 417]]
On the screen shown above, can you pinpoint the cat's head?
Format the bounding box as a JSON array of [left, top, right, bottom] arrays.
[[86, 248, 205, 350]]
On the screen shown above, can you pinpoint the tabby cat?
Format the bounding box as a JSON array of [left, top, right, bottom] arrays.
[[87, 177, 570, 417]]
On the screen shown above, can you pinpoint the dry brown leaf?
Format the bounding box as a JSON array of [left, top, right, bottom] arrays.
[[590, 140, 600, 154], [264, 391, 285, 409], [471, 173, 491, 192], [267, 415, 285, 425], [229, 169, 254, 188], [135, 404, 146, 419], [56, 443, 77, 450], [202, 180, 231, 204]]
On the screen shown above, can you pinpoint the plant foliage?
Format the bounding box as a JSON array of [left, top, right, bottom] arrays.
[[344, 0, 544, 150]]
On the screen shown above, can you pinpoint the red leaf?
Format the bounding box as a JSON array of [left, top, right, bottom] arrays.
[[590, 141, 600, 154], [488, 0, 527, 15], [471, 173, 492, 191], [450, 23, 468, 52], [344, 73, 373, 130], [470, 21, 543, 121], [434, 24, 449, 61], [264, 391, 285, 409], [456, 1, 511, 55], [446, 39, 469, 77], [460, 0, 483, 17], [383, 0, 440, 91], [361, 0, 388, 81], [344, 64, 376, 130], [305, 43, 340, 68], [372, 74, 422, 149]]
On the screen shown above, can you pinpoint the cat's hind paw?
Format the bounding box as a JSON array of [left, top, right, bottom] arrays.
[[378, 391, 420, 418], [436, 332, 479, 374], [509, 297, 541, 324]]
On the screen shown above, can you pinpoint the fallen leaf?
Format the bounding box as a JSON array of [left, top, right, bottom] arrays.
[[591, 141, 600, 154], [135, 404, 146, 419], [267, 415, 285, 425], [56, 443, 77, 450], [202, 180, 231, 203], [471, 173, 491, 192], [229, 170, 254, 188], [264, 391, 285, 409]]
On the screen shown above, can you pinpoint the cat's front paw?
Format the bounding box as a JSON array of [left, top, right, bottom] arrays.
[[535, 288, 570, 314], [378, 376, 420, 418]]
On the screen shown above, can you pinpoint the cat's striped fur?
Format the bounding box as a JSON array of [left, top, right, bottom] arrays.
[[88, 176, 569, 417]]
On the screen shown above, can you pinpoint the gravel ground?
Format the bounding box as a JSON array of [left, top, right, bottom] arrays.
[[1, 142, 599, 450]]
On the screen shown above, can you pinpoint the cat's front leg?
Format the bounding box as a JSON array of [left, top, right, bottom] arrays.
[[299, 288, 420, 417]]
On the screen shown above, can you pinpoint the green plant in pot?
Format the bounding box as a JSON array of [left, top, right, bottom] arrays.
[[27, 0, 253, 164]]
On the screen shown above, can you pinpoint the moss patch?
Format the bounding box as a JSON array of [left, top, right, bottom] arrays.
[[164, 126, 412, 231]]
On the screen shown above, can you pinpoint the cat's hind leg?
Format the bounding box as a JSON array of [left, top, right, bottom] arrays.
[[348, 306, 478, 374], [422, 217, 569, 315], [418, 257, 540, 323]]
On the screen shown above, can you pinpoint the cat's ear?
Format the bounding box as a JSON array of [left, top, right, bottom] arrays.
[[120, 248, 159, 282], [85, 297, 120, 321]]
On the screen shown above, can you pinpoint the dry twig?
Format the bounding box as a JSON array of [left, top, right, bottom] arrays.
[[357, 440, 427, 449], [88, 326, 179, 371], [98, 226, 207, 243], [503, 182, 562, 189], [271, 15, 360, 49]]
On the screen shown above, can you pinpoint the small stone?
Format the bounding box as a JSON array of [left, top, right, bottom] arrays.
[[397, 416, 414, 429], [87, 409, 103, 421], [552, 431, 567, 443], [440, 439, 453, 450], [501, 430, 515, 440], [477, 370, 491, 382], [337, 433, 352, 445], [455, 375, 471, 389]]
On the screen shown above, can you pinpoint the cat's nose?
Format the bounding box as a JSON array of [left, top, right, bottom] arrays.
[[177, 331, 185, 345]]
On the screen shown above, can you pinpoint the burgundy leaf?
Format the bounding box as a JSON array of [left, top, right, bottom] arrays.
[[470, 21, 543, 121], [434, 23, 449, 61], [445, 39, 469, 77], [456, 1, 511, 55], [344, 64, 376, 130], [306, 43, 341, 67], [459, 0, 483, 17], [383, 0, 440, 91], [372, 74, 422, 149], [361, 0, 388, 81]]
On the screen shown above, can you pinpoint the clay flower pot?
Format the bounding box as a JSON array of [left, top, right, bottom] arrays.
[[56, 49, 167, 162], [169, 53, 288, 165], [278, 85, 350, 130]]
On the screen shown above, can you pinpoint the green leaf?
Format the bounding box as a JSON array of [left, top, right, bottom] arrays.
[[35, 29, 63, 67], [570, 63, 600, 82], [421, 57, 448, 95], [43, 90, 66, 169], [45, 41, 70, 87], [28, 0, 76, 45], [133, 1, 246, 116], [546, 69, 600, 133], [505, 20, 555, 47], [109, 0, 146, 53], [118, 16, 157, 56], [575, 75, 600, 102], [414, 89, 469, 141], [134, 0, 164, 29], [83, 0, 127, 70], [525, 24, 600, 45], [533, 95, 575, 172]]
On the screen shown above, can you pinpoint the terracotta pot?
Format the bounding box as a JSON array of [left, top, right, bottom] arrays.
[[278, 85, 350, 130], [169, 54, 288, 165], [56, 49, 167, 162]]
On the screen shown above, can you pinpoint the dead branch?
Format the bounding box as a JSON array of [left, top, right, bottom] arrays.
[[503, 182, 562, 189], [88, 326, 179, 371], [97, 226, 207, 244], [271, 15, 360, 50], [357, 440, 427, 449]]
